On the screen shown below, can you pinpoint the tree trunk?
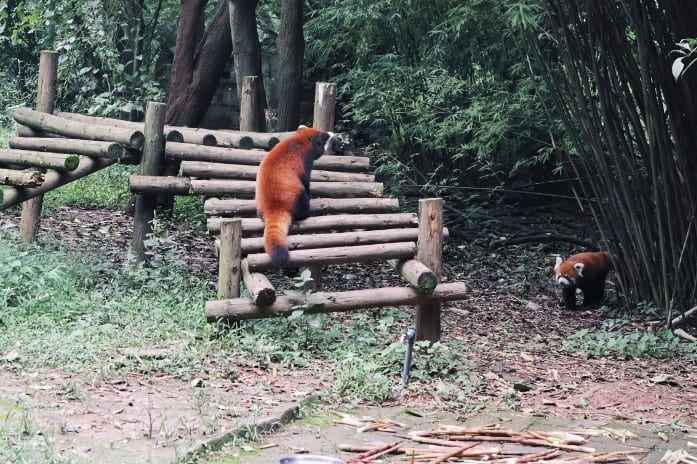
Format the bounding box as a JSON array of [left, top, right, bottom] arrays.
[[276, 0, 304, 130], [160, 0, 233, 213], [228, 0, 265, 109], [166, 0, 232, 127]]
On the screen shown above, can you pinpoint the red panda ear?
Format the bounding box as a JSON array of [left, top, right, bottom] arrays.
[[573, 262, 585, 277], [554, 256, 563, 271]]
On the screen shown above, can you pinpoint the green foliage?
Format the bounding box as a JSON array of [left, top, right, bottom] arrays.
[[563, 326, 690, 359], [305, 0, 556, 199], [0, 0, 173, 117], [0, 234, 215, 377], [220, 311, 472, 404], [43, 162, 136, 211]]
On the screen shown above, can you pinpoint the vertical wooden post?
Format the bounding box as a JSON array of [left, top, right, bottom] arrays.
[[309, 82, 337, 289], [218, 218, 242, 300], [131, 101, 166, 263], [239, 76, 265, 132], [19, 50, 58, 245], [415, 198, 444, 342], [313, 82, 336, 132]]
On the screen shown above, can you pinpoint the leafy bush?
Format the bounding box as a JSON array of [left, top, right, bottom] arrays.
[[305, 0, 556, 200], [563, 327, 689, 359]]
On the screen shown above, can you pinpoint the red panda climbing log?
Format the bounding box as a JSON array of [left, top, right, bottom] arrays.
[[554, 251, 615, 311], [255, 126, 333, 265]]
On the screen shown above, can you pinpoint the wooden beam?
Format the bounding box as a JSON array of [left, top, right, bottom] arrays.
[[207, 213, 419, 234], [204, 197, 400, 216], [0, 168, 44, 187], [1, 157, 116, 210], [241, 259, 276, 306], [388, 259, 438, 294], [180, 160, 375, 182], [13, 107, 144, 149], [205, 282, 468, 322], [0, 149, 79, 171], [9, 137, 133, 161], [165, 142, 371, 172], [128, 175, 383, 198], [245, 242, 417, 271], [239, 228, 429, 254]]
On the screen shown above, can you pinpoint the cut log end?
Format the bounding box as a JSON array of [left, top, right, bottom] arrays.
[[129, 131, 145, 149], [166, 130, 184, 143], [254, 288, 277, 307], [64, 155, 80, 171], [202, 134, 217, 146], [238, 136, 254, 150]]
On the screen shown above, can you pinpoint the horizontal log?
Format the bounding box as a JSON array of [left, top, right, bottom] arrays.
[[55, 111, 215, 145], [239, 228, 422, 254], [0, 149, 79, 171], [213, 131, 273, 150], [205, 282, 468, 322], [128, 175, 383, 198], [207, 213, 419, 234], [13, 107, 144, 149], [165, 142, 371, 172], [204, 197, 401, 216], [0, 157, 116, 210], [0, 168, 44, 187], [246, 242, 417, 271], [9, 136, 131, 160], [241, 259, 276, 306], [180, 160, 375, 183], [387, 259, 438, 293]]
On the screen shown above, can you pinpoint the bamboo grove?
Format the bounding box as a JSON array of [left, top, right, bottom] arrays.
[[518, 1, 697, 322]]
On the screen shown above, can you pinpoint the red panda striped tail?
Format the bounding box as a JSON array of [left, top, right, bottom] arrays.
[[262, 209, 293, 264]]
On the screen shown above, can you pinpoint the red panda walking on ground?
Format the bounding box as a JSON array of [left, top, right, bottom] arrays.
[[554, 251, 614, 310], [255, 126, 333, 265]]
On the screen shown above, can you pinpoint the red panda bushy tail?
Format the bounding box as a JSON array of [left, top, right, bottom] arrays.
[[263, 209, 293, 264]]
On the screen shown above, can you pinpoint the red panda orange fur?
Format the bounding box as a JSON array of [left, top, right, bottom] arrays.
[[255, 126, 332, 264], [554, 251, 614, 310]]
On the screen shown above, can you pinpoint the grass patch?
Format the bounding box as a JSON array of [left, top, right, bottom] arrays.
[[0, 234, 217, 378]]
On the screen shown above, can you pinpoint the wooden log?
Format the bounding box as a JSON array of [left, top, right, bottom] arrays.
[[204, 197, 401, 216], [239, 76, 265, 132], [218, 219, 242, 300], [207, 213, 419, 234], [165, 142, 371, 172], [20, 50, 57, 245], [246, 242, 417, 271], [13, 107, 145, 149], [416, 198, 444, 342], [0, 168, 45, 187], [240, 228, 424, 254], [314, 82, 336, 132], [0, 149, 79, 171], [128, 175, 383, 198], [241, 258, 276, 306], [9, 137, 132, 161], [205, 282, 468, 322], [216, 130, 281, 150], [180, 160, 375, 182], [0, 157, 116, 210], [131, 102, 166, 263], [55, 112, 215, 145], [388, 259, 438, 294]]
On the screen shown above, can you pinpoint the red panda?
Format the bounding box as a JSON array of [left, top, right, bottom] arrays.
[[554, 251, 614, 310], [255, 126, 333, 264]]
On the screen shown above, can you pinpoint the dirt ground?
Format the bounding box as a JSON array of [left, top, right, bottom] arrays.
[[1, 203, 696, 463]]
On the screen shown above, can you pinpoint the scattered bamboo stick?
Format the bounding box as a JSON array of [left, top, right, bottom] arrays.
[[338, 422, 647, 463]]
